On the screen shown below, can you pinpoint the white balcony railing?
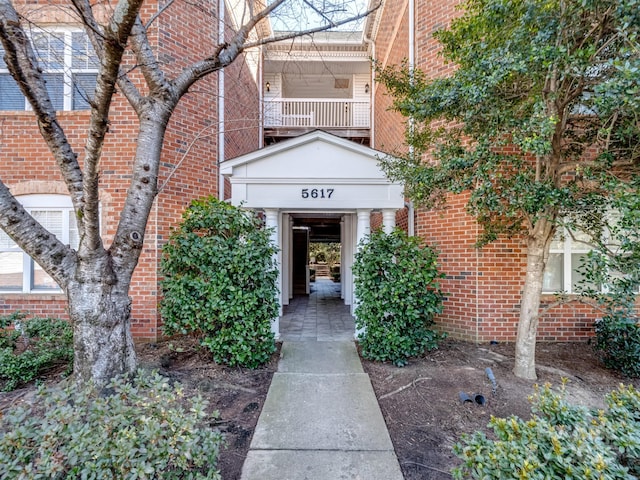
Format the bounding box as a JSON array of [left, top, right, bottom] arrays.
[[264, 99, 370, 129]]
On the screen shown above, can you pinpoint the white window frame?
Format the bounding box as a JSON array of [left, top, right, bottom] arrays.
[[544, 222, 639, 295], [0, 195, 78, 294], [543, 227, 593, 294], [0, 27, 98, 111]]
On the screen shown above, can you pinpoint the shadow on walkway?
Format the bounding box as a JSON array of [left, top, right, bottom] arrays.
[[280, 277, 355, 341]]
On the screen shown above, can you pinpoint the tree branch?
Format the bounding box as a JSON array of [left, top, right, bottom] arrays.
[[108, 112, 168, 280], [243, 3, 381, 49], [128, 17, 173, 98], [145, 0, 175, 29], [0, 0, 83, 213], [173, 0, 382, 96], [172, 0, 287, 95], [68, 0, 140, 109], [556, 157, 636, 177], [72, 0, 146, 252]]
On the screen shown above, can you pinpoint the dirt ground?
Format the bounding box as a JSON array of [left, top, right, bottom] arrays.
[[135, 338, 279, 480], [1, 337, 638, 480], [362, 339, 640, 480]]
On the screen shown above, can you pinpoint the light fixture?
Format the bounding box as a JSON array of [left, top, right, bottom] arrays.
[[365, 83, 370, 94], [265, 81, 270, 92]]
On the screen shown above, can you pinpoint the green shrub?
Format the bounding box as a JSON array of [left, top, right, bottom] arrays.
[[593, 316, 640, 378], [0, 370, 223, 479], [0, 312, 73, 391], [452, 382, 640, 479], [0, 311, 21, 349], [161, 196, 278, 368], [352, 228, 445, 366], [309, 242, 340, 267]]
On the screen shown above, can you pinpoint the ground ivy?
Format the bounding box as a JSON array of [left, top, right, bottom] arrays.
[[0, 312, 73, 391]]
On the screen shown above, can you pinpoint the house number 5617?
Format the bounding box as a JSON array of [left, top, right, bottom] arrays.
[[301, 188, 334, 199]]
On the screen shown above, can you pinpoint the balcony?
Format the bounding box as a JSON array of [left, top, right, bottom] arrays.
[[263, 98, 370, 143]]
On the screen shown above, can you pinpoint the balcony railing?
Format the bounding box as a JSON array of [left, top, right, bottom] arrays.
[[264, 99, 370, 129]]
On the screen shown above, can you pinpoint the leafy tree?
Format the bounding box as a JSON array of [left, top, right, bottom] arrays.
[[0, 0, 377, 387], [377, 0, 640, 379], [309, 242, 341, 267], [160, 197, 278, 368]]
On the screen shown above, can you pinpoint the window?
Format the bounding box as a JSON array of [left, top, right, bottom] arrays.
[[544, 216, 640, 295], [543, 228, 593, 293], [0, 195, 78, 293], [0, 29, 98, 111]]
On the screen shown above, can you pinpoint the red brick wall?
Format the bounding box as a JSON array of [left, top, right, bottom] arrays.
[[0, 106, 142, 326], [223, 52, 261, 159], [414, 195, 482, 340], [372, 0, 410, 154], [0, 0, 264, 340], [0, 294, 69, 320], [151, 0, 225, 339], [372, 0, 603, 342]]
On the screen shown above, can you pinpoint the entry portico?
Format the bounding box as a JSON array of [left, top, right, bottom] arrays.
[[220, 131, 404, 337]]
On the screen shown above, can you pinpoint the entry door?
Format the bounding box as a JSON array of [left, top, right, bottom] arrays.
[[292, 229, 309, 295]]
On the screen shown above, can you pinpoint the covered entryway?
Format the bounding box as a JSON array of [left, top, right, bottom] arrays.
[[279, 278, 354, 341], [220, 130, 404, 338]]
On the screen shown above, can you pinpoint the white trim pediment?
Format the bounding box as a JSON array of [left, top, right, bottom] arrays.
[[220, 131, 403, 210]]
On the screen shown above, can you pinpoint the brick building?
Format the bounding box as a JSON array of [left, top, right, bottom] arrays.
[[0, 0, 261, 338], [0, 0, 609, 343]]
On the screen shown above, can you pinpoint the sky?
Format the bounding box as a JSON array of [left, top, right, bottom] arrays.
[[269, 0, 369, 32]]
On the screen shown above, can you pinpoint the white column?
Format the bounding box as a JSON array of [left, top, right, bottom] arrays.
[[356, 209, 372, 246], [340, 217, 346, 300], [382, 209, 396, 234], [353, 210, 372, 333], [264, 208, 281, 339], [288, 218, 293, 301], [281, 214, 290, 306], [344, 214, 354, 307]]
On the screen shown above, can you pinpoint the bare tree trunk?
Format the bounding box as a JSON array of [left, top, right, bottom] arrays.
[[513, 226, 553, 379], [67, 270, 137, 387]]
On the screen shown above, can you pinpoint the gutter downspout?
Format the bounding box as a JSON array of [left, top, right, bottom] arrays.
[[407, 0, 415, 236], [259, 47, 264, 149], [363, 35, 375, 146], [218, 0, 225, 200], [405, 201, 415, 236], [364, 0, 384, 147]]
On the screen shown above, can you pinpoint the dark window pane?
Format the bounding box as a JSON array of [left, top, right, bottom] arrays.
[[0, 74, 25, 110], [73, 73, 97, 110], [72, 32, 99, 69], [43, 73, 64, 110]]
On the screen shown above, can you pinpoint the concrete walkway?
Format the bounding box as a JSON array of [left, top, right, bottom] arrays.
[[240, 279, 404, 480]]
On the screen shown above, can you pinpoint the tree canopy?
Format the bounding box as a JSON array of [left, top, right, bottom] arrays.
[[378, 0, 640, 379]]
